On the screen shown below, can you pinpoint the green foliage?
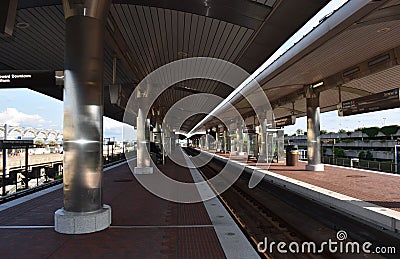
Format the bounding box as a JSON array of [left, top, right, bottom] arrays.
[[380, 125, 400, 136], [296, 129, 304, 135], [366, 150, 373, 160], [361, 127, 380, 137], [334, 148, 345, 158], [338, 129, 346, 133], [320, 130, 328, 135], [358, 150, 366, 159]]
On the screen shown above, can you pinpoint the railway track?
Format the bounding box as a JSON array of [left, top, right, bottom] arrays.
[[184, 148, 397, 259]]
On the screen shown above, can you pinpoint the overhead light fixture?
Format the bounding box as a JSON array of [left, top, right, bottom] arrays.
[[377, 27, 390, 33], [177, 51, 188, 58], [311, 81, 324, 88], [368, 54, 390, 67], [16, 22, 30, 29], [343, 67, 359, 77]]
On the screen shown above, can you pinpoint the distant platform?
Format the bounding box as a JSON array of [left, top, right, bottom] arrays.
[[208, 150, 400, 232]]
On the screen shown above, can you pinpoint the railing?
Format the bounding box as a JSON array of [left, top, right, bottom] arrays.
[[322, 156, 398, 174], [0, 151, 133, 203]]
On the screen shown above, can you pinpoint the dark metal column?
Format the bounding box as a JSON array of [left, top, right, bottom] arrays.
[[205, 130, 209, 150], [134, 107, 153, 174], [223, 128, 227, 153], [237, 124, 243, 153], [305, 87, 325, 171], [259, 118, 267, 162], [55, 0, 112, 234]]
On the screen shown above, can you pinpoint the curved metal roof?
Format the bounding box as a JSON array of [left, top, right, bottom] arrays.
[[0, 0, 330, 131], [197, 0, 400, 131]]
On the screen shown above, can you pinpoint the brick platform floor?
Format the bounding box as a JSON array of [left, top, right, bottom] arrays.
[[215, 151, 400, 212], [0, 159, 227, 259]]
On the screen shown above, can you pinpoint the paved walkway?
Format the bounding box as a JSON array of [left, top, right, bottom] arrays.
[[0, 159, 229, 258], [215, 152, 400, 212]]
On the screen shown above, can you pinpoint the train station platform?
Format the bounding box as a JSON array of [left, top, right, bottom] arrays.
[[0, 158, 258, 258], [208, 150, 400, 233]]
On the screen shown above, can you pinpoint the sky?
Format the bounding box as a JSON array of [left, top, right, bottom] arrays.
[[0, 0, 399, 139], [0, 88, 133, 141]]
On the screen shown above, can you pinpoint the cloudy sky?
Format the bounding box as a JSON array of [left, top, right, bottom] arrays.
[[0, 89, 134, 141], [0, 1, 398, 139]]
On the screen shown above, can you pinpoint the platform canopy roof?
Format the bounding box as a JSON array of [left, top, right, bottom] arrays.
[[0, 0, 332, 131], [196, 0, 400, 132]]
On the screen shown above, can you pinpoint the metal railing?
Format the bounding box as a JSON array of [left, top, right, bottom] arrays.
[[322, 156, 398, 174], [0, 152, 133, 203]]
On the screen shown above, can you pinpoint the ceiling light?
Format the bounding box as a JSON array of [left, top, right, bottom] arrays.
[[377, 27, 391, 33], [16, 22, 30, 29], [311, 81, 324, 88], [178, 51, 188, 58]]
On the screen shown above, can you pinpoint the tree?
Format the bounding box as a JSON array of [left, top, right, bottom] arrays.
[[334, 148, 345, 158], [320, 130, 328, 135], [296, 129, 304, 135], [338, 129, 346, 133], [366, 151, 373, 160], [358, 150, 366, 159]]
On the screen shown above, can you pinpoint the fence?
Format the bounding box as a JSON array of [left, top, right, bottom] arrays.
[[322, 156, 398, 174], [0, 152, 131, 202]]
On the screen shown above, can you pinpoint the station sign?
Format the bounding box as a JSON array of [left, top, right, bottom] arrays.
[[275, 115, 296, 127], [0, 140, 34, 149], [0, 70, 55, 88], [338, 88, 400, 116]]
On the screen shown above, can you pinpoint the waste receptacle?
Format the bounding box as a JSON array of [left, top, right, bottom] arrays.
[[286, 145, 299, 166]]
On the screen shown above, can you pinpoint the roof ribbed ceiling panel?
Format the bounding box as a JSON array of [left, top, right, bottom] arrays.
[[110, 4, 255, 82], [263, 19, 400, 90]]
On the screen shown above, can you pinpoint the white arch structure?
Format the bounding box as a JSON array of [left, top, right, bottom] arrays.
[[0, 125, 63, 143]]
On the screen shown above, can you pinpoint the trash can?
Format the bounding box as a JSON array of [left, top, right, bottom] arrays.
[[286, 145, 299, 166]]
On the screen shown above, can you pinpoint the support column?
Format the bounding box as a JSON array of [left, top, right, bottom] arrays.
[[55, 0, 112, 234], [134, 107, 153, 174], [205, 130, 209, 150], [223, 128, 227, 153], [237, 124, 243, 154], [230, 131, 236, 154], [305, 87, 324, 171], [246, 133, 251, 154], [259, 118, 267, 162], [215, 128, 219, 151]]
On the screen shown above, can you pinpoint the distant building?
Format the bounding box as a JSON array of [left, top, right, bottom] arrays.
[[285, 127, 400, 161]]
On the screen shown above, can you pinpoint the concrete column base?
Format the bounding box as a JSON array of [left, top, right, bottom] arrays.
[[55, 204, 111, 234], [306, 164, 325, 171], [134, 167, 154, 174]]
